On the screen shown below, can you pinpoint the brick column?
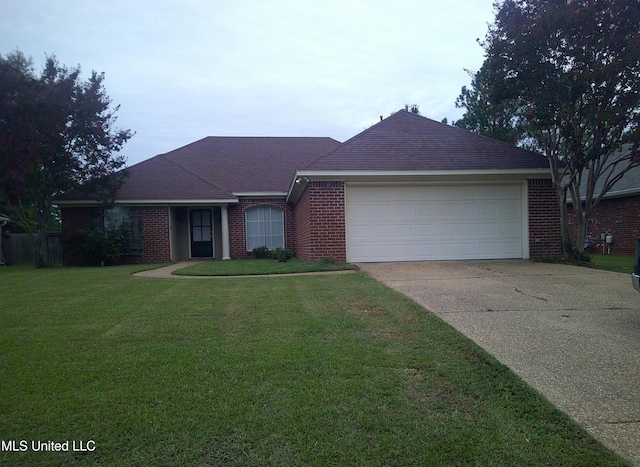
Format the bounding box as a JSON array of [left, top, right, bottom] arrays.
[[294, 181, 346, 262], [528, 179, 563, 259]]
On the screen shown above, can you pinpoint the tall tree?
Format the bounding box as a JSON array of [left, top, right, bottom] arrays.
[[0, 51, 133, 266], [479, 0, 640, 256], [404, 103, 421, 114], [453, 65, 525, 145]]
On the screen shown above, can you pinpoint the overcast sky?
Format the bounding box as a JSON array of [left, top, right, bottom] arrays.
[[1, 0, 496, 165]]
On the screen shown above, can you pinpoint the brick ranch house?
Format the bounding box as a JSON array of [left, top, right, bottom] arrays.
[[56, 110, 562, 264]]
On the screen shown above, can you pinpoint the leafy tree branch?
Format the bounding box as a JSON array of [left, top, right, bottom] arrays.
[[0, 51, 133, 266]]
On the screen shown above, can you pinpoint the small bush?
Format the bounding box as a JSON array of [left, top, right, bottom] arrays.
[[252, 246, 271, 259], [271, 247, 294, 262], [564, 244, 591, 264], [62, 223, 142, 266], [317, 257, 336, 265]]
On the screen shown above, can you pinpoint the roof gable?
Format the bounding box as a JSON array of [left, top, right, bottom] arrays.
[[305, 110, 549, 171]]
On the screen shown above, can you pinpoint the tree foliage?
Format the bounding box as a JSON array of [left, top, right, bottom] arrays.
[[0, 51, 133, 266], [453, 65, 525, 145], [404, 103, 421, 114], [461, 0, 640, 255]]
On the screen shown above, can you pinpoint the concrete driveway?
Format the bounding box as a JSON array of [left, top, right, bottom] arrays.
[[358, 260, 640, 466]]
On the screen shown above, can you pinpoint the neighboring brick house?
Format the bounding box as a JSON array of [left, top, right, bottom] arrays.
[[55, 110, 562, 264], [569, 152, 640, 256]]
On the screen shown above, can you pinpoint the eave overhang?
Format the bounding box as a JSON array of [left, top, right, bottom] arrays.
[[232, 192, 288, 198], [286, 168, 553, 203], [569, 186, 640, 204], [54, 198, 240, 207]]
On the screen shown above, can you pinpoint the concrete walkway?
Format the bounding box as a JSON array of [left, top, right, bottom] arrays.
[[359, 260, 640, 466]]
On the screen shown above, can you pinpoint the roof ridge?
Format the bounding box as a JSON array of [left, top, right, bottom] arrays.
[[199, 136, 339, 142], [428, 114, 543, 155], [397, 110, 544, 158], [157, 153, 236, 199], [303, 109, 410, 168]]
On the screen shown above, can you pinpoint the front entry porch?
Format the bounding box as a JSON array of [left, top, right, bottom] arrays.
[[169, 205, 231, 261]]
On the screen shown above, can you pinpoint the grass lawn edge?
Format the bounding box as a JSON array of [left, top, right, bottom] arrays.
[[171, 258, 357, 277]]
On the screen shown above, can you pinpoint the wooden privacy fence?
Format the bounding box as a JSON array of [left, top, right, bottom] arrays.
[[1, 233, 62, 266]]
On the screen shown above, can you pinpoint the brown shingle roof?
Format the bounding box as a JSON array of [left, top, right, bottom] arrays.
[[159, 137, 341, 194], [112, 155, 234, 201], [57, 111, 551, 204], [304, 110, 549, 171], [56, 136, 341, 202]]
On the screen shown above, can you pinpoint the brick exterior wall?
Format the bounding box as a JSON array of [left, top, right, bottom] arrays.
[[528, 179, 563, 259], [60, 205, 171, 265], [60, 179, 563, 265], [568, 193, 640, 256], [61, 206, 97, 234], [227, 199, 295, 258], [60, 206, 98, 265], [294, 181, 346, 262], [131, 206, 171, 263]]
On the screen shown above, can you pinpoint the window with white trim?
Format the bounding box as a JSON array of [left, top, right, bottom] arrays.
[[245, 206, 284, 251]]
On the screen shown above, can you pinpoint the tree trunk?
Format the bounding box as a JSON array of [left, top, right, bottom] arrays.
[[35, 228, 48, 268], [572, 204, 588, 255], [555, 184, 572, 257], [34, 199, 51, 268]]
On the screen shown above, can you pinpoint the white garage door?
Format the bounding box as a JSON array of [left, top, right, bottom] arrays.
[[346, 184, 525, 262]]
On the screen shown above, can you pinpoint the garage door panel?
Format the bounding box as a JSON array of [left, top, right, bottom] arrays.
[[394, 243, 416, 258], [394, 203, 415, 218], [349, 203, 373, 219], [500, 222, 520, 235], [499, 242, 521, 257], [457, 222, 479, 237], [437, 223, 456, 236], [370, 224, 394, 238], [393, 223, 415, 238], [498, 200, 521, 217], [437, 242, 457, 257], [477, 222, 499, 236], [437, 204, 457, 218], [349, 223, 374, 238], [375, 204, 393, 218], [415, 204, 435, 217], [478, 203, 497, 216], [458, 203, 478, 217], [415, 243, 437, 258], [346, 184, 524, 262]]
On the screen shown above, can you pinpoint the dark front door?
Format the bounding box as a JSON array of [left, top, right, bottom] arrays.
[[190, 209, 213, 258]]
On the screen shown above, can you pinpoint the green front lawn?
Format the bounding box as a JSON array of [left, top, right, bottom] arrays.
[[589, 254, 634, 274], [173, 257, 356, 276], [0, 265, 625, 466]]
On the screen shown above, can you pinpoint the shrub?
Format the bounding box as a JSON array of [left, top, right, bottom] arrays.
[[271, 247, 294, 262], [84, 229, 122, 266], [252, 246, 270, 259], [564, 244, 591, 264], [62, 223, 142, 266], [317, 256, 336, 265]]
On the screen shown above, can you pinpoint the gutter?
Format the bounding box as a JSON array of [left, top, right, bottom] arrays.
[[286, 168, 552, 203], [54, 199, 240, 207]]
